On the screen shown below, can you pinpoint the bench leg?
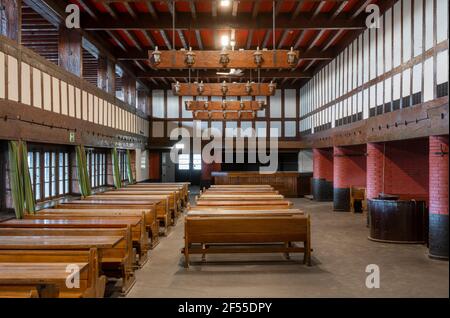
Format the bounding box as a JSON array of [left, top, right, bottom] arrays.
[[184, 245, 190, 268], [284, 242, 291, 260], [201, 243, 206, 262]]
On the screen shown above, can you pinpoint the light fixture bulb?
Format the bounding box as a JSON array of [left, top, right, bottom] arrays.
[[221, 35, 230, 47], [220, 0, 231, 7]]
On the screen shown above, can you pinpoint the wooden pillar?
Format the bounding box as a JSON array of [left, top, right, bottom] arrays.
[[128, 77, 136, 108], [58, 27, 82, 77], [97, 56, 115, 93], [0, 0, 21, 43]]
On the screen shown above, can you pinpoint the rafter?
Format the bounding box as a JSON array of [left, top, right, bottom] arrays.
[[160, 30, 172, 50], [106, 30, 127, 51], [307, 29, 326, 51], [252, 0, 260, 19], [123, 30, 143, 51], [312, 1, 326, 18], [143, 0, 158, 19], [246, 30, 254, 49], [189, 0, 197, 19], [122, 2, 137, 19], [195, 29, 203, 49], [177, 30, 188, 49], [330, 0, 348, 19]]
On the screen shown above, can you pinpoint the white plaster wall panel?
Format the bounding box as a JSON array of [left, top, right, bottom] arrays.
[[82, 91, 88, 120], [20, 62, 31, 105], [436, 50, 449, 84], [384, 77, 392, 103], [402, 0, 412, 63], [32, 68, 41, 108], [402, 69, 411, 97], [423, 57, 434, 102], [152, 89, 164, 118], [384, 8, 393, 72], [377, 17, 384, 76], [436, 0, 448, 43], [363, 88, 369, 119], [7, 55, 18, 102], [393, 1, 402, 68], [99, 99, 104, 125], [270, 89, 281, 118], [167, 90, 179, 118], [60, 81, 68, 115], [393, 73, 401, 101], [412, 63, 422, 94], [51, 77, 60, 113], [377, 82, 384, 107], [0, 52, 5, 99], [93, 96, 99, 124], [284, 89, 296, 118], [425, 0, 434, 51], [75, 87, 81, 119], [413, 0, 423, 57], [68, 85, 75, 117], [363, 29, 370, 84], [369, 28, 377, 80], [87, 93, 93, 122]]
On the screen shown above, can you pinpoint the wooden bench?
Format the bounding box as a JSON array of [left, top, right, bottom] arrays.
[[202, 189, 279, 195], [194, 200, 293, 210], [131, 182, 190, 206], [350, 186, 367, 213], [183, 214, 312, 268], [95, 191, 179, 223], [197, 194, 285, 201], [0, 248, 104, 298], [0, 226, 134, 295], [19, 214, 147, 265], [119, 187, 186, 210], [59, 199, 171, 235], [44, 207, 157, 249], [210, 185, 274, 188], [187, 209, 305, 217]]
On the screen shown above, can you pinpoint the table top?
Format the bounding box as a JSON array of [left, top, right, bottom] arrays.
[[63, 199, 160, 205], [0, 218, 140, 227], [0, 235, 123, 249], [0, 262, 88, 284]]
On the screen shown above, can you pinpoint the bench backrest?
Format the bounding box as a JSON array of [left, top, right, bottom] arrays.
[[185, 216, 309, 244]]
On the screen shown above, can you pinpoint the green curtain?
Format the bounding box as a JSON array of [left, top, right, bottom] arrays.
[[8, 141, 25, 219], [126, 150, 135, 184], [20, 141, 35, 214], [112, 148, 122, 189], [76, 145, 92, 197]]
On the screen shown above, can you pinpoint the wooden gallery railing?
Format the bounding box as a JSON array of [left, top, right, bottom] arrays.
[[0, 35, 149, 138]]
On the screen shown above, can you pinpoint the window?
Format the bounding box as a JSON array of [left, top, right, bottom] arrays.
[[178, 154, 190, 170], [27, 145, 71, 203], [117, 150, 128, 182], [86, 149, 107, 189], [193, 154, 202, 170]]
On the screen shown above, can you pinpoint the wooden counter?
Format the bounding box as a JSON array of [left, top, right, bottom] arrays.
[[211, 171, 299, 197]]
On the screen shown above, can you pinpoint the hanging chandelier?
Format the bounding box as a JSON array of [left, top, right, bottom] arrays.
[[172, 81, 277, 96], [185, 100, 266, 111]]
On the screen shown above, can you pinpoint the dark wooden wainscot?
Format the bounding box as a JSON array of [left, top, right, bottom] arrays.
[[212, 172, 299, 197]]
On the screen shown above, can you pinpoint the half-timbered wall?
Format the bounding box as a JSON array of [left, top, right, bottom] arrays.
[[0, 35, 149, 138], [299, 0, 448, 136], [150, 88, 300, 141]]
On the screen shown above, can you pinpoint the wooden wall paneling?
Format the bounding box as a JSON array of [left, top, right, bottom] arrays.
[[58, 27, 82, 77]]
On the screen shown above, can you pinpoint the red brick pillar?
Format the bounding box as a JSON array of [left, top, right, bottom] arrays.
[[366, 143, 384, 199], [312, 148, 333, 201], [429, 135, 449, 259], [333, 145, 367, 211]]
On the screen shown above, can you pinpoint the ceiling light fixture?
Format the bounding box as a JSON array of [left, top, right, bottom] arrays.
[[221, 35, 230, 47], [220, 0, 231, 7]]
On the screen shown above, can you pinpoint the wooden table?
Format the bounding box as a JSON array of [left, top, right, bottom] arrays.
[[0, 262, 88, 298]]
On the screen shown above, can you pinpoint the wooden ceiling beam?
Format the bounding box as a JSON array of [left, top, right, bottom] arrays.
[[81, 13, 366, 30], [136, 69, 312, 79]]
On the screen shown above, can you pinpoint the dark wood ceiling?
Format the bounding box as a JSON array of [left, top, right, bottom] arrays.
[[22, 0, 386, 90]]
